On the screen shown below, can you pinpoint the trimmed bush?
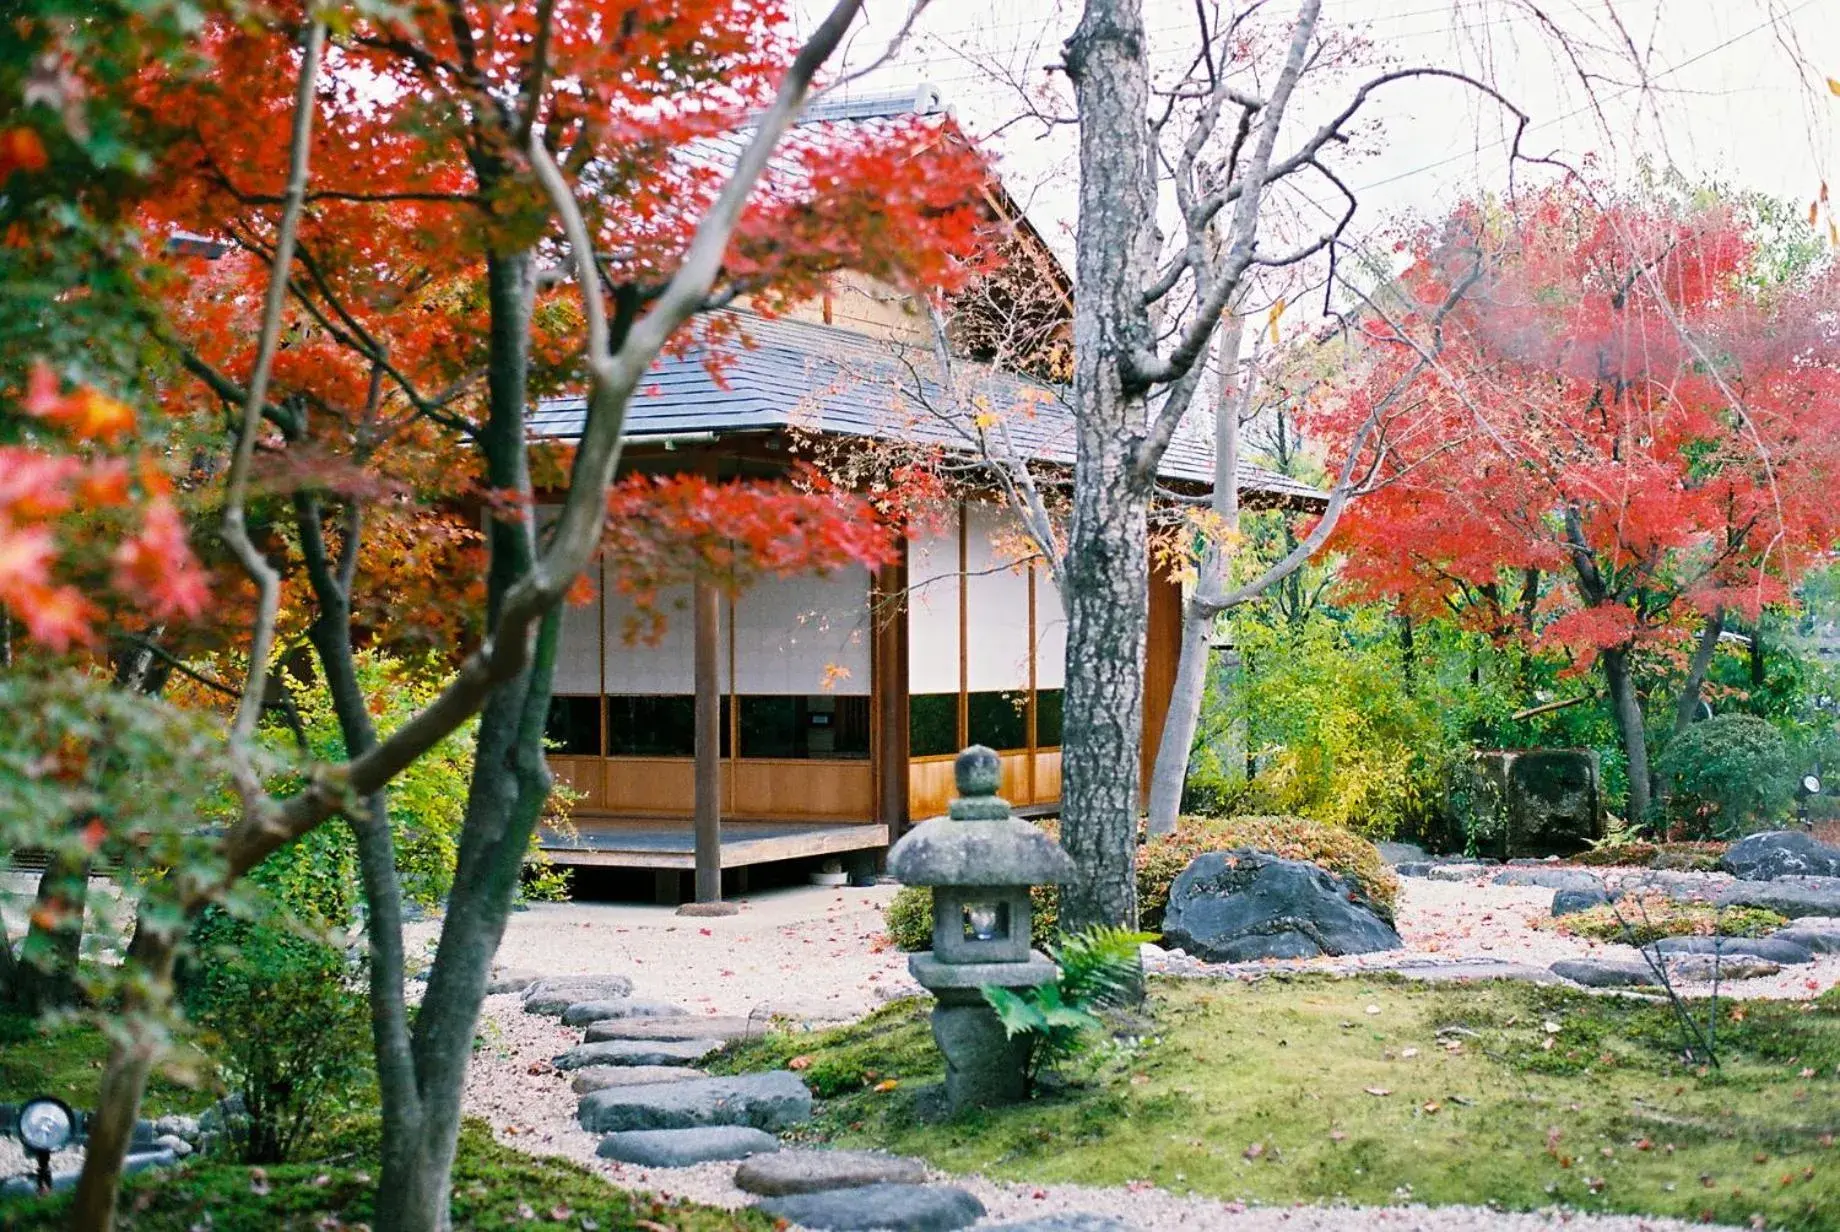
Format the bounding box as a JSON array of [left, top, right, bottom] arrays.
[[1658, 714, 1794, 838], [883, 814, 1396, 948]]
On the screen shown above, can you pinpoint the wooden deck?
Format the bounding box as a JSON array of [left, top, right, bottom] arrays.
[[537, 818, 890, 870]]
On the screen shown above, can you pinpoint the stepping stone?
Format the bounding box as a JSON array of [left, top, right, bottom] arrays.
[[578, 1070, 812, 1133], [522, 976, 636, 1016], [1493, 868, 1605, 893], [1717, 877, 1840, 919], [1550, 958, 1660, 988], [555, 1039, 724, 1070], [1424, 863, 1491, 882], [1666, 953, 1781, 982], [756, 1183, 985, 1231], [486, 969, 539, 995], [986, 1218, 1129, 1232], [1647, 936, 1815, 964], [1552, 887, 1612, 916], [585, 1015, 761, 1043], [572, 1066, 709, 1095], [595, 1126, 778, 1167], [734, 1148, 929, 1196], [561, 998, 689, 1026], [1771, 924, 1840, 954]]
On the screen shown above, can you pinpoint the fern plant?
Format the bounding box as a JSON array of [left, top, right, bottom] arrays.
[[981, 925, 1152, 1089]]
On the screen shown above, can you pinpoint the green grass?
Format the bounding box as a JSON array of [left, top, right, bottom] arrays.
[[0, 1121, 773, 1231], [715, 977, 1840, 1230], [1538, 898, 1788, 945], [0, 1012, 217, 1118]]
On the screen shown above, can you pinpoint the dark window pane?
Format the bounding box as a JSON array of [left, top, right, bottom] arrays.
[[967, 690, 1027, 752], [545, 695, 600, 755], [1036, 689, 1063, 747], [606, 695, 696, 756], [909, 693, 959, 758], [737, 695, 870, 759]]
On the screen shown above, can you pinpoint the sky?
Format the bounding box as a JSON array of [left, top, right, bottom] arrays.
[[794, 0, 1840, 269]]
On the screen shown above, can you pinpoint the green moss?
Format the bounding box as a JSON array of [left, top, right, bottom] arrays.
[[721, 978, 1840, 1230], [0, 1121, 771, 1231], [1540, 897, 1788, 945], [0, 1013, 217, 1117]]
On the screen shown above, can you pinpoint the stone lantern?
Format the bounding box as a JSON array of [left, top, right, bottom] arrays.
[[887, 745, 1076, 1110]]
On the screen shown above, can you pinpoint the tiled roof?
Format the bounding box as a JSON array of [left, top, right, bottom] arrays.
[[530, 311, 1326, 506]]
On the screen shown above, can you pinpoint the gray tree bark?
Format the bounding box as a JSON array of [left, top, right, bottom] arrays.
[[1601, 645, 1652, 825]]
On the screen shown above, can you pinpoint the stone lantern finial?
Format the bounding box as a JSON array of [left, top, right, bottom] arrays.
[[948, 745, 1007, 821]]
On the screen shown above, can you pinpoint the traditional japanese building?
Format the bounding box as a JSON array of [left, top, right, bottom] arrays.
[[528, 89, 1322, 895]]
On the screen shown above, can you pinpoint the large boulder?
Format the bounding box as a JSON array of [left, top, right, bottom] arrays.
[[1719, 831, 1840, 881], [1159, 850, 1403, 963], [1462, 749, 1604, 857]]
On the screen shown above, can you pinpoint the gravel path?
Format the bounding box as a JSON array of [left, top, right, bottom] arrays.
[[453, 876, 1785, 1230]]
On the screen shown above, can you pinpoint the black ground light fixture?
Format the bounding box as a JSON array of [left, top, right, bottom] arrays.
[[15, 1095, 75, 1195], [1798, 774, 1822, 830]]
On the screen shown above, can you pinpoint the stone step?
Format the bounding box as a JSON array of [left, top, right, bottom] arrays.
[[522, 975, 636, 1016], [585, 1015, 761, 1043], [578, 1070, 812, 1133], [1550, 958, 1659, 988], [594, 1126, 779, 1167], [1772, 924, 1840, 954], [1717, 877, 1840, 919], [986, 1218, 1129, 1232], [555, 1039, 724, 1071], [756, 1183, 984, 1231], [734, 1148, 929, 1196], [571, 1065, 710, 1095], [1666, 953, 1781, 982], [1647, 935, 1814, 964], [560, 998, 688, 1027]]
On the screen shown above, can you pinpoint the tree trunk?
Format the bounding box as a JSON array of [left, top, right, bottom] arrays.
[[1601, 645, 1651, 825], [1749, 618, 1765, 691], [369, 248, 550, 1232], [1673, 608, 1725, 737], [1399, 612, 1416, 695], [1058, 0, 1160, 931], [10, 849, 90, 1014]]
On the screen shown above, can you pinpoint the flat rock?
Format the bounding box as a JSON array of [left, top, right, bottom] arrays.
[[756, 1183, 985, 1231], [560, 998, 688, 1026], [555, 1038, 724, 1070], [1389, 960, 1561, 984], [1719, 830, 1840, 881], [985, 1219, 1129, 1232], [1550, 958, 1659, 988], [1552, 887, 1612, 916], [735, 1148, 929, 1196], [1493, 868, 1605, 893], [586, 1015, 761, 1043], [1161, 850, 1402, 962], [486, 969, 539, 995], [1770, 924, 1840, 954], [572, 1065, 710, 1094], [578, 1070, 812, 1133], [1424, 863, 1492, 882], [594, 1126, 778, 1167], [1616, 870, 1726, 902], [1666, 953, 1782, 982], [1717, 877, 1840, 918], [523, 975, 637, 1016], [1646, 936, 1815, 964]]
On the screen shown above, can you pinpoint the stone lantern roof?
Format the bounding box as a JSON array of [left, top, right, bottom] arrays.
[[886, 747, 1076, 887]]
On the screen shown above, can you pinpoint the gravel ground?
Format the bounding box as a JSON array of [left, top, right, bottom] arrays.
[[455, 875, 1799, 1230]]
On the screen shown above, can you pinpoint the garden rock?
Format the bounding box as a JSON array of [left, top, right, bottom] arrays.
[[485, 968, 539, 995], [1718, 831, 1840, 881], [558, 997, 685, 1026], [585, 1014, 759, 1043], [572, 1065, 709, 1094], [577, 1070, 812, 1133], [1550, 958, 1660, 988], [1717, 877, 1840, 918], [1493, 868, 1605, 893], [755, 1183, 985, 1231], [1665, 953, 1782, 982], [1552, 886, 1612, 916], [1424, 863, 1492, 882], [734, 1148, 929, 1196], [985, 1218, 1129, 1232], [554, 1038, 724, 1070], [1646, 935, 1815, 964], [1770, 921, 1840, 954], [594, 1126, 778, 1166], [1376, 841, 1429, 866], [1160, 850, 1403, 962], [152, 1134, 193, 1159], [521, 975, 635, 1014]]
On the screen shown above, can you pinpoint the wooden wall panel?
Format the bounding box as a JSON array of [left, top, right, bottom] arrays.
[[548, 756, 606, 811], [908, 755, 957, 821], [1141, 565, 1183, 791], [998, 751, 1031, 804], [730, 759, 873, 819], [1030, 749, 1062, 806], [601, 757, 695, 817]]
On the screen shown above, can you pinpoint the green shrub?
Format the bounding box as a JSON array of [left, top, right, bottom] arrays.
[[983, 926, 1151, 1088], [883, 814, 1396, 948], [1658, 714, 1794, 838]]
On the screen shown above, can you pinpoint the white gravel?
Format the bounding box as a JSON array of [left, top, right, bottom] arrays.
[[453, 877, 1783, 1230]]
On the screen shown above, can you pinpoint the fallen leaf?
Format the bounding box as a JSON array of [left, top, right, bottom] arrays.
[[788, 1055, 814, 1070], [1364, 1087, 1391, 1097], [1243, 1142, 1265, 1160], [1422, 1101, 1441, 1115], [1329, 1130, 1347, 1142], [872, 1079, 899, 1092], [1365, 1004, 1381, 1016], [1400, 1047, 1419, 1059]]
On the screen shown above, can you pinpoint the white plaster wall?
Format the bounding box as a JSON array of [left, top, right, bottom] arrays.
[[964, 502, 1032, 692], [603, 583, 701, 694], [733, 567, 871, 695], [1035, 561, 1067, 691], [906, 523, 961, 696]]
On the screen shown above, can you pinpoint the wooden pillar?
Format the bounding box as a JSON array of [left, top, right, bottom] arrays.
[[874, 548, 911, 838], [693, 576, 722, 903]]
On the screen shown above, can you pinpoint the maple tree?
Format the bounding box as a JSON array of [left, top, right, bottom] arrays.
[[0, 2, 988, 1229], [1312, 185, 1840, 824]]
